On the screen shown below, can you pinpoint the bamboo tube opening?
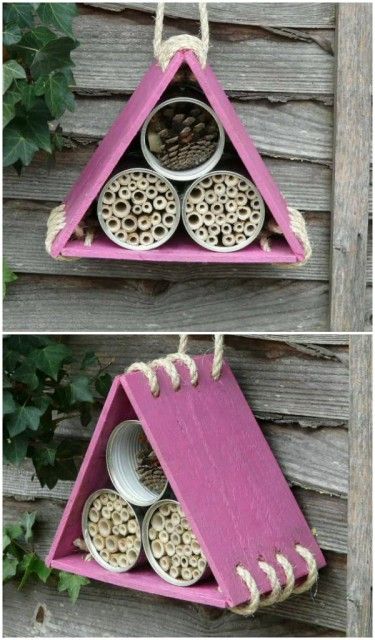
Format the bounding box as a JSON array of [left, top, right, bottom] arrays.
[[142, 202, 153, 214], [127, 233, 139, 245], [107, 218, 121, 232], [196, 201, 208, 214], [187, 213, 202, 230], [138, 215, 152, 231], [122, 216, 137, 232], [152, 225, 167, 239], [113, 200, 130, 217], [132, 204, 142, 215], [102, 191, 115, 205], [119, 187, 131, 200], [132, 190, 146, 204], [140, 232, 153, 245]]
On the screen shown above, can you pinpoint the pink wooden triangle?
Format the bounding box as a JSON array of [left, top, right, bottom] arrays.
[[51, 51, 304, 262], [47, 355, 325, 609]]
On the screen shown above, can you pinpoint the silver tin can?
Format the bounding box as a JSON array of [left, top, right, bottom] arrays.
[[141, 97, 225, 182], [142, 499, 208, 586], [97, 168, 180, 251], [82, 488, 143, 572], [106, 420, 168, 507], [182, 170, 266, 252]]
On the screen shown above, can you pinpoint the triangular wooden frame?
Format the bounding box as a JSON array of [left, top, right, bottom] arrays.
[[51, 51, 305, 264], [47, 355, 325, 609]]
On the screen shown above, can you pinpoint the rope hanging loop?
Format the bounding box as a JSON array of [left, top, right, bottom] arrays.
[[153, 1, 209, 70]]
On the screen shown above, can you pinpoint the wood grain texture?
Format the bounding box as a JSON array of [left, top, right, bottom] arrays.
[[4, 200, 372, 283], [69, 11, 333, 95], [347, 335, 372, 637], [88, 3, 336, 28], [2, 571, 345, 637], [2, 486, 347, 558], [3, 146, 333, 211], [330, 4, 372, 331], [60, 97, 333, 164]]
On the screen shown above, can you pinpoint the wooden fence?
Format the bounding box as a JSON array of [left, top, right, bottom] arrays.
[[3, 334, 372, 636], [3, 3, 372, 332]]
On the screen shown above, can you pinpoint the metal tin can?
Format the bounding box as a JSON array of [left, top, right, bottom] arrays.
[[106, 421, 168, 507], [97, 168, 180, 250], [182, 170, 266, 252], [82, 488, 143, 572], [141, 97, 225, 181], [142, 499, 208, 586]]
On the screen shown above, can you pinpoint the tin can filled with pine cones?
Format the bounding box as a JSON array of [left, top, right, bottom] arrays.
[[141, 97, 225, 181], [106, 420, 168, 507]]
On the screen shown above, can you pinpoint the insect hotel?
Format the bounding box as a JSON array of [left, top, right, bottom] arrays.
[[47, 352, 325, 612], [46, 49, 310, 265]]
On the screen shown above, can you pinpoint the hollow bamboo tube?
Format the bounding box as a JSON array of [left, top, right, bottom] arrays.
[[196, 201, 208, 214], [224, 174, 238, 187], [154, 196, 167, 211], [152, 225, 167, 241], [237, 193, 247, 207], [187, 212, 202, 230], [100, 494, 109, 505], [211, 202, 224, 215], [93, 498, 102, 510], [151, 513, 165, 532], [189, 185, 205, 204], [160, 556, 171, 572], [170, 532, 181, 546], [93, 535, 105, 551], [204, 190, 216, 205], [238, 206, 251, 221], [165, 201, 176, 214], [122, 215, 138, 232], [115, 230, 128, 242], [107, 217, 121, 233], [172, 555, 181, 567], [128, 519, 138, 534], [200, 176, 213, 189], [192, 569, 200, 580], [225, 200, 237, 214], [105, 536, 118, 553], [185, 201, 194, 213], [182, 531, 192, 545], [203, 212, 215, 226], [170, 566, 180, 580], [151, 540, 164, 559], [119, 187, 131, 200], [234, 221, 244, 233], [101, 206, 112, 219], [142, 202, 153, 214], [226, 212, 237, 224], [106, 501, 114, 512], [250, 210, 261, 222], [189, 556, 198, 568], [109, 179, 120, 192], [138, 215, 151, 231], [118, 539, 127, 553], [98, 518, 111, 537], [127, 233, 139, 246], [222, 234, 236, 247], [118, 554, 129, 568], [180, 556, 189, 568], [101, 507, 111, 520], [140, 232, 154, 246], [100, 549, 110, 562], [132, 204, 142, 215], [191, 540, 201, 555], [120, 508, 129, 522], [89, 508, 99, 523], [149, 527, 157, 541], [112, 525, 119, 535], [119, 175, 130, 186], [128, 180, 137, 191], [214, 183, 225, 196], [210, 223, 220, 236], [102, 191, 116, 205], [165, 190, 174, 201], [132, 190, 147, 205], [165, 520, 174, 534], [111, 511, 122, 526], [235, 233, 246, 244], [146, 186, 158, 199], [206, 235, 218, 246], [162, 213, 175, 228], [88, 523, 98, 537], [158, 530, 169, 544], [181, 568, 193, 581], [138, 178, 149, 190], [221, 223, 232, 235], [198, 558, 206, 573], [165, 542, 175, 557], [151, 212, 162, 225], [196, 227, 208, 241]]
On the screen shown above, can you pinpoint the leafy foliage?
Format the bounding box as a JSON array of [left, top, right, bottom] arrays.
[[3, 335, 112, 489], [3, 258, 18, 298], [3, 511, 90, 602], [3, 3, 78, 171]]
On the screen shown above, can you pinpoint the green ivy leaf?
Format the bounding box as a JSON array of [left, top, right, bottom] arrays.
[[70, 375, 94, 403], [80, 351, 99, 370], [21, 512, 37, 543], [19, 552, 51, 589], [12, 361, 40, 391], [4, 522, 24, 541], [29, 343, 71, 380], [30, 37, 78, 78], [3, 433, 29, 465], [3, 555, 19, 581], [6, 404, 43, 437], [13, 26, 57, 68], [3, 21, 22, 46], [3, 60, 26, 94], [44, 71, 75, 118], [16, 81, 38, 110], [3, 89, 21, 128], [18, 101, 53, 153], [37, 4, 77, 38], [3, 258, 18, 296], [3, 533, 12, 550], [3, 121, 39, 167], [95, 373, 112, 397], [3, 4, 35, 29], [3, 390, 16, 415], [58, 571, 90, 604]]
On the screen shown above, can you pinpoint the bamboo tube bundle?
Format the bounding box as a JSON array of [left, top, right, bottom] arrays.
[[182, 171, 265, 252], [83, 490, 142, 572], [143, 500, 208, 586], [141, 98, 225, 180], [135, 432, 167, 494], [97, 169, 180, 250]]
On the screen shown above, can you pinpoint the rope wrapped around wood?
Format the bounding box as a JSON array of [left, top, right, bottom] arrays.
[[260, 207, 312, 265], [45, 202, 93, 259], [153, 1, 209, 70]]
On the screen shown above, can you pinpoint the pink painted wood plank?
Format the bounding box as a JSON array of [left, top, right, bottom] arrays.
[[50, 555, 226, 608], [184, 51, 305, 260], [61, 232, 297, 263], [122, 355, 326, 608], [51, 53, 185, 257], [46, 377, 137, 565]]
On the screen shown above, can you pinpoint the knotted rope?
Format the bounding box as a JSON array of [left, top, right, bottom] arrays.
[[260, 207, 312, 265], [153, 1, 209, 70], [45, 202, 93, 259], [127, 334, 223, 396]]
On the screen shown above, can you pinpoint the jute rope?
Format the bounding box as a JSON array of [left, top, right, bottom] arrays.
[[127, 334, 318, 614], [127, 333, 223, 396], [153, 1, 209, 70], [260, 207, 312, 265], [45, 202, 93, 259]]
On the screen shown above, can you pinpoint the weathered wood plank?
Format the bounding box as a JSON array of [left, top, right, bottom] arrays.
[[3, 558, 345, 636], [2, 485, 347, 558], [60, 97, 333, 164], [330, 4, 372, 331], [88, 3, 336, 28], [4, 198, 372, 284], [3, 417, 348, 498], [347, 335, 372, 637], [3, 201, 336, 282], [69, 12, 333, 96], [3, 273, 331, 332], [62, 333, 350, 421], [3, 146, 333, 212]]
